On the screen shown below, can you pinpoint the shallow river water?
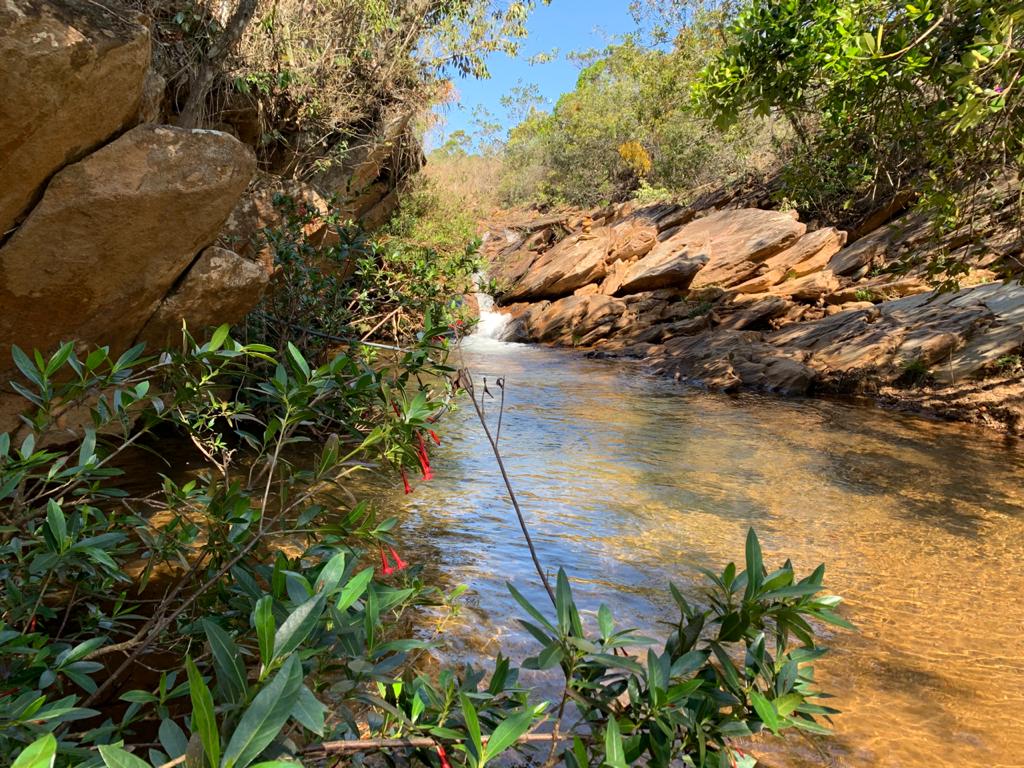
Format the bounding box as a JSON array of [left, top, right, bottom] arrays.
[[377, 334, 1024, 768]]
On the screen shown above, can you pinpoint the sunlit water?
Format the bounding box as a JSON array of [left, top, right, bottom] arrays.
[[369, 333, 1024, 768]]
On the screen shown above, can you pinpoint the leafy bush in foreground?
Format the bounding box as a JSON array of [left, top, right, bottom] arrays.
[[2, 333, 850, 767]]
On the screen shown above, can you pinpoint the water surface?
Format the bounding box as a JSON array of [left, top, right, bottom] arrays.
[[381, 335, 1024, 768]]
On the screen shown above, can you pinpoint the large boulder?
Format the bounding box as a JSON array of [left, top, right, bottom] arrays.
[[685, 209, 807, 289], [138, 246, 270, 348], [735, 227, 848, 291], [517, 294, 629, 346], [504, 228, 615, 301], [0, 124, 255, 375], [0, 0, 151, 234], [604, 244, 708, 296]]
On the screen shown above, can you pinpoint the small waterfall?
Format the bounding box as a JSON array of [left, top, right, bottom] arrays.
[[473, 291, 512, 340]]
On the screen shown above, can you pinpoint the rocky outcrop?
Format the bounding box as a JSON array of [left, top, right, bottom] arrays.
[[0, 0, 431, 436], [504, 228, 616, 301], [486, 184, 1024, 432], [0, 0, 152, 235], [138, 246, 269, 348], [0, 124, 255, 376]]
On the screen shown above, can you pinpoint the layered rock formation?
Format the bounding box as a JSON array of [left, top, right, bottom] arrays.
[[486, 182, 1024, 433]]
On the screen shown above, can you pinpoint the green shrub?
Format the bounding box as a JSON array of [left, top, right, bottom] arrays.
[[694, 0, 1023, 237], [246, 193, 480, 357], [499, 35, 778, 208], [1, 334, 850, 768]]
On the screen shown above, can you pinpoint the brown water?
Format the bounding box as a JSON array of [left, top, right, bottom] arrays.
[[380, 335, 1024, 768]]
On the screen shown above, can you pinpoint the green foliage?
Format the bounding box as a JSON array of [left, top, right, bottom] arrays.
[[0, 328, 468, 765], [995, 353, 1023, 374], [499, 31, 778, 207], [246, 193, 480, 357], [896, 357, 932, 387], [694, 0, 1023, 231], [506, 528, 850, 768]]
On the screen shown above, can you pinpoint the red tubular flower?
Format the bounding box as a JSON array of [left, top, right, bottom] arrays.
[[417, 434, 434, 481], [388, 545, 408, 571], [401, 468, 412, 494], [379, 544, 395, 576], [436, 746, 452, 768], [428, 429, 441, 446]]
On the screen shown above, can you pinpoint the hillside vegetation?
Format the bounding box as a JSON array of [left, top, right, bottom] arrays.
[[433, 0, 1021, 278]]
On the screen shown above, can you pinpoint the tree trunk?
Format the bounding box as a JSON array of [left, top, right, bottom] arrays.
[[178, 0, 259, 129]]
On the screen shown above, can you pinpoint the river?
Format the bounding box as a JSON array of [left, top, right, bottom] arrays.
[[375, 314, 1024, 768]]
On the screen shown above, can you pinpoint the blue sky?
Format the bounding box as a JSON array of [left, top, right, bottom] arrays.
[[427, 0, 637, 150]]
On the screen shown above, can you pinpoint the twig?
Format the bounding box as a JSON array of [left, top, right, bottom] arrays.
[[459, 369, 556, 607], [307, 731, 568, 755], [251, 311, 412, 352]]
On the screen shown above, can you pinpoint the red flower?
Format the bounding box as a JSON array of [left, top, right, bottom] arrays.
[[417, 434, 434, 481], [388, 545, 408, 571], [428, 429, 441, 446], [379, 544, 395, 576], [401, 468, 412, 494], [436, 746, 453, 768]]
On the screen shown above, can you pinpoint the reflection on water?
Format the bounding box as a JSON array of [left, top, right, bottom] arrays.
[[375, 336, 1024, 768]]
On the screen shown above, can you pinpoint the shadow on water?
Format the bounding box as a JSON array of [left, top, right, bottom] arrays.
[[363, 335, 1024, 768]]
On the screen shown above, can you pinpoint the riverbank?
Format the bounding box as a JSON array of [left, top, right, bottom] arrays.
[[482, 182, 1024, 435]]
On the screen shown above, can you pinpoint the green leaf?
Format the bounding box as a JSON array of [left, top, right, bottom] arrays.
[[336, 567, 374, 611], [97, 745, 151, 768], [459, 693, 483, 766], [290, 685, 326, 736], [159, 718, 189, 759], [79, 428, 97, 466], [11, 734, 57, 768], [314, 551, 346, 594], [55, 636, 106, 666], [46, 500, 68, 551], [45, 342, 74, 377], [273, 593, 326, 661], [555, 568, 579, 635], [750, 690, 780, 734], [185, 656, 220, 768], [11, 345, 43, 387], [222, 654, 304, 768], [285, 342, 311, 380], [202, 619, 248, 704], [209, 325, 231, 352], [603, 717, 627, 768], [484, 711, 535, 762], [506, 582, 556, 632], [598, 604, 613, 640], [253, 596, 275, 669], [744, 527, 763, 600]]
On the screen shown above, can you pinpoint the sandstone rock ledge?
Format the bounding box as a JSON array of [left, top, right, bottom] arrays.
[[485, 191, 1024, 434]]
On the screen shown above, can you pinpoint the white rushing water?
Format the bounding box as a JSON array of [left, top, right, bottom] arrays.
[[472, 292, 512, 340]]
